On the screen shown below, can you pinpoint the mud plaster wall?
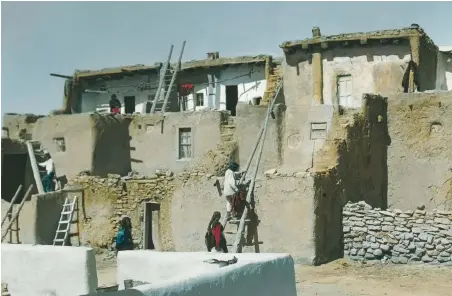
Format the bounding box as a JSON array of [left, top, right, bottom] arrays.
[[170, 174, 316, 264], [1, 191, 66, 245], [418, 37, 438, 91], [311, 94, 389, 265], [387, 91, 452, 210], [2, 114, 44, 140], [129, 111, 224, 175], [33, 114, 94, 179], [235, 103, 284, 174], [90, 114, 131, 176]]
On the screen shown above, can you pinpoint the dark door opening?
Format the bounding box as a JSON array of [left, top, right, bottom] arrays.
[[144, 202, 160, 250], [225, 85, 239, 116], [2, 154, 27, 203], [124, 96, 136, 114]]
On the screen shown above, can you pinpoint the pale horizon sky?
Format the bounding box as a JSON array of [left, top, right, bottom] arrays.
[[2, 1, 452, 116]]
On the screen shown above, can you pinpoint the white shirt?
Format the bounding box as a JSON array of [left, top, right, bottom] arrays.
[[223, 169, 238, 197], [39, 159, 55, 174]]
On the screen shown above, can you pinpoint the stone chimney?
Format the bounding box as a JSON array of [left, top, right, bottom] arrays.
[[312, 27, 321, 38], [207, 52, 220, 60]]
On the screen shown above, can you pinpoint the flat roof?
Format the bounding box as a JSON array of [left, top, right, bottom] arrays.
[[280, 25, 435, 49]]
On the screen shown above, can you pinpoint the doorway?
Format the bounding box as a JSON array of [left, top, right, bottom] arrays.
[[1, 154, 27, 203], [225, 85, 239, 116], [124, 96, 136, 114], [143, 202, 160, 250]]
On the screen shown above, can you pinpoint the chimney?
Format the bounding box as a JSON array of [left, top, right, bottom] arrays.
[[312, 27, 321, 38], [207, 52, 220, 60]]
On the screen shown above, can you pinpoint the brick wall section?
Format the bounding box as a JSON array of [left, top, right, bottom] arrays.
[[344, 201, 452, 265]]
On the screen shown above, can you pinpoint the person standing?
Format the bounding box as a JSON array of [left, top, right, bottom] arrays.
[[223, 161, 240, 223], [38, 151, 55, 193], [116, 216, 134, 251], [109, 94, 121, 114]]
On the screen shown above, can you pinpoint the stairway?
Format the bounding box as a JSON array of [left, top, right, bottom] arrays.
[[262, 63, 283, 105]]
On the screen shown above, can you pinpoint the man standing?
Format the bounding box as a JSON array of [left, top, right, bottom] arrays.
[[109, 94, 121, 114], [223, 161, 240, 223], [38, 151, 55, 192]]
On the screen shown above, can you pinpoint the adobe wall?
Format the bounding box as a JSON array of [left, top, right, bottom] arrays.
[[1, 244, 98, 296], [387, 91, 452, 210], [1, 191, 69, 245], [311, 94, 390, 265], [129, 111, 226, 176], [110, 251, 296, 296], [33, 114, 94, 179], [2, 113, 44, 140], [90, 114, 131, 176], [235, 103, 285, 174]]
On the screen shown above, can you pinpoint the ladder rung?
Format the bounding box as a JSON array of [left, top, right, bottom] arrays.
[[61, 211, 72, 215], [59, 220, 71, 224], [229, 219, 251, 225], [56, 229, 68, 233], [53, 239, 65, 242]]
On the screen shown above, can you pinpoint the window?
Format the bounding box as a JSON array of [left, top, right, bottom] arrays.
[[53, 137, 66, 152], [196, 93, 204, 107], [310, 122, 327, 140], [178, 128, 192, 159], [337, 75, 353, 108]]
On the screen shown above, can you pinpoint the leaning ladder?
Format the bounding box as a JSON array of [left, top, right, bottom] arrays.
[[231, 80, 283, 253], [150, 41, 186, 113], [53, 196, 77, 246]]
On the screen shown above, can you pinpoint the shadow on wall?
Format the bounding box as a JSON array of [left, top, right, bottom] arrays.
[[311, 94, 390, 265], [90, 114, 132, 177]]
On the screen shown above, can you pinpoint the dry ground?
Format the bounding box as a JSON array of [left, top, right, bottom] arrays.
[[96, 256, 452, 296]]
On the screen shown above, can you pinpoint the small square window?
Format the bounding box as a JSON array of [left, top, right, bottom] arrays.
[[178, 128, 192, 159], [53, 137, 66, 152], [196, 93, 204, 107], [310, 122, 327, 140]]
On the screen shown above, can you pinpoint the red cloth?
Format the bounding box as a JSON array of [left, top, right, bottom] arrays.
[[211, 223, 222, 248], [111, 107, 121, 114], [231, 190, 247, 214]]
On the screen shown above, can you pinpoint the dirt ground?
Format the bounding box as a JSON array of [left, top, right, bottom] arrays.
[[96, 256, 452, 296]]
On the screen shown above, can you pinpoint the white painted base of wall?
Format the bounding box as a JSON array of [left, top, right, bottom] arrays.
[[1, 244, 98, 296], [112, 251, 296, 296]]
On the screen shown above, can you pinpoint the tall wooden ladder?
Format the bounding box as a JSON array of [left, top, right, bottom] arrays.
[[26, 140, 46, 194], [230, 79, 283, 253], [53, 196, 77, 246], [150, 41, 186, 113]]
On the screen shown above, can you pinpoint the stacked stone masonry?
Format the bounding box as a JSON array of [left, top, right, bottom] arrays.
[[344, 201, 452, 265]]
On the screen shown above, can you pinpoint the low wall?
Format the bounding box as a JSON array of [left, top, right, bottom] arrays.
[[1, 244, 98, 296], [108, 251, 296, 296], [344, 201, 452, 265]]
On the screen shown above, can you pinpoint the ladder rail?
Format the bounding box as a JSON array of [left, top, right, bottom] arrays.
[[1, 185, 34, 242], [26, 141, 45, 194], [1, 185, 23, 227], [53, 196, 77, 246], [151, 45, 174, 114], [232, 81, 282, 253], [161, 41, 186, 113]]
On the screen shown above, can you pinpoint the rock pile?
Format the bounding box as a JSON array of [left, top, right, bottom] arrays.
[[343, 201, 452, 265]]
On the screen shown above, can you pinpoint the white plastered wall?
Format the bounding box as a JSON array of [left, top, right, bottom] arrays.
[[105, 251, 297, 296], [1, 244, 98, 296]]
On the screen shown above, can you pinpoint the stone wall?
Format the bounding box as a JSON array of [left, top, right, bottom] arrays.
[[344, 201, 452, 265]]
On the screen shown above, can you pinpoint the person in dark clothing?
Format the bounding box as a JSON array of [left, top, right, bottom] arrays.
[[109, 94, 121, 114], [116, 216, 133, 251], [402, 60, 421, 93], [205, 211, 228, 253]]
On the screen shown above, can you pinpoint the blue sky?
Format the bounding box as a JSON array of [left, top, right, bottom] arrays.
[[2, 1, 452, 115]]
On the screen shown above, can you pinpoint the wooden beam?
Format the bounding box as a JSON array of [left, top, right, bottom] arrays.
[[1, 185, 23, 227], [50, 73, 73, 79], [26, 141, 44, 194], [1, 185, 34, 242]]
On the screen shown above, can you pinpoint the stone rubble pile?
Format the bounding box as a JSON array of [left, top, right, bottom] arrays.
[[343, 201, 452, 265]]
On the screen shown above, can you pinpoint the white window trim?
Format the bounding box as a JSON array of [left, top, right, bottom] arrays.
[[175, 126, 194, 161]]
